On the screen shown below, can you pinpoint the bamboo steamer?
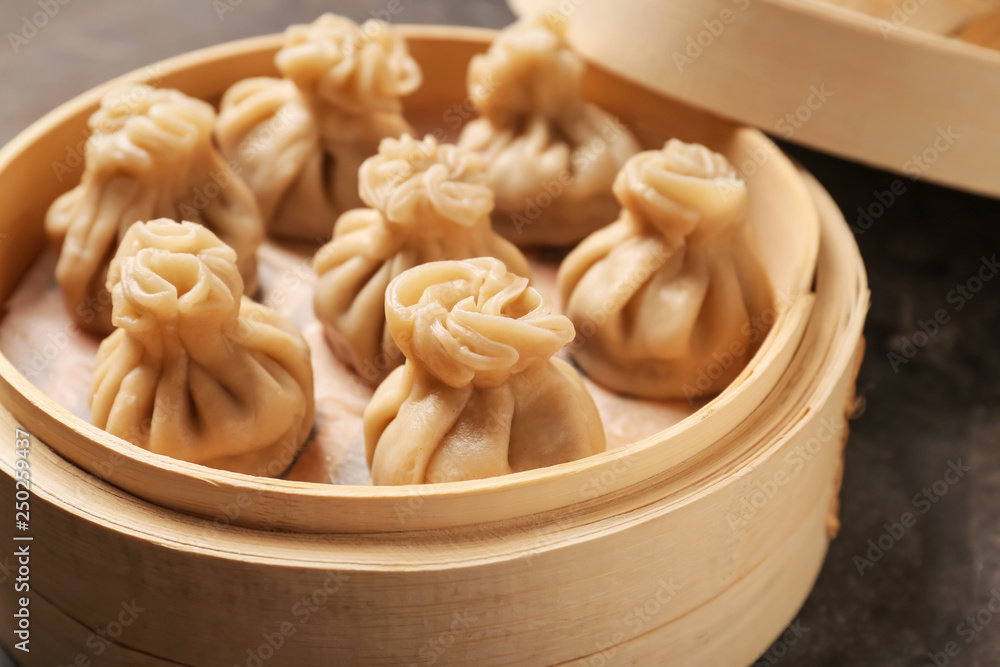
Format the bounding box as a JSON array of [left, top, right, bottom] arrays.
[[826, 0, 1000, 34], [0, 29, 822, 536], [511, 0, 1000, 200], [0, 27, 868, 667]]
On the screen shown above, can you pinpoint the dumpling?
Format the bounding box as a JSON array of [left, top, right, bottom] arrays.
[[215, 13, 422, 241], [45, 85, 264, 335], [313, 134, 531, 385], [960, 9, 1000, 50], [557, 139, 775, 401], [364, 257, 606, 485], [458, 16, 641, 246], [90, 219, 314, 477]]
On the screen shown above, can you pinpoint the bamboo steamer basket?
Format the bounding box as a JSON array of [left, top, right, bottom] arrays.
[[0, 26, 868, 667], [511, 0, 1000, 200], [826, 0, 1000, 34]]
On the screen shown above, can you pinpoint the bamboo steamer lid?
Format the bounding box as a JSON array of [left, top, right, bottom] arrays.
[[0, 25, 868, 667], [510, 0, 1000, 199]]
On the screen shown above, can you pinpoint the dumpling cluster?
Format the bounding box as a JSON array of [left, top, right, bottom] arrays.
[[38, 14, 779, 485], [90, 220, 315, 477], [46, 85, 264, 335], [558, 140, 775, 401], [216, 13, 422, 241], [364, 257, 606, 485], [458, 16, 641, 246], [313, 134, 530, 385]]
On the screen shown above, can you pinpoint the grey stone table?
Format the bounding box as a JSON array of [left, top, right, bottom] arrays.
[[1, 1, 997, 665]]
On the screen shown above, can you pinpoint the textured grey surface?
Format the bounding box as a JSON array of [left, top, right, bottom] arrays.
[[775, 140, 1000, 667], [0, 0, 517, 146], [1, 1, 998, 666]]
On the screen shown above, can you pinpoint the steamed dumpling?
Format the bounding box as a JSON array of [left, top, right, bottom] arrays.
[[215, 13, 422, 241], [90, 219, 314, 477], [313, 134, 531, 385], [364, 257, 606, 484], [46, 85, 264, 335], [960, 9, 1000, 49], [557, 139, 774, 401], [458, 16, 640, 246]]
